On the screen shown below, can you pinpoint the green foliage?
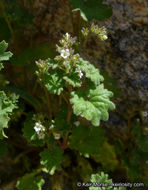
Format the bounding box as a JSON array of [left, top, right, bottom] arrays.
[[77, 155, 93, 181], [92, 142, 119, 171], [53, 104, 76, 137], [40, 147, 64, 175], [0, 40, 13, 70], [0, 2, 135, 189], [69, 125, 104, 155], [22, 113, 45, 146], [70, 84, 115, 126], [0, 86, 41, 109], [17, 170, 44, 190], [63, 68, 82, 87], [77, 58, 104, 85], [0, 91, 18, 139], [89, 172, 126, 190], [70, 0, 112, 21], [90, 172, 112, 190], [44, 70, 64, 95], [114, 123, 148, 184], [132, 123, 148, 153]]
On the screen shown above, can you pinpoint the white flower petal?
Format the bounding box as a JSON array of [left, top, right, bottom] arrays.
[[60, 49, 70, 59]]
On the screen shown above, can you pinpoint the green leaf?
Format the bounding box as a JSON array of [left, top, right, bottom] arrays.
[[54, 104, 76, 137], [69, 125, 104, 155], [0, 86, 41, 109], [17, 170, 44, 190], [0, 40, 13, 70], [0, 91, 18, 139], [76, 155, 93, 181], [77, 58, 104, 85], [44, 70, 64, 95], [70, 84, 115, 126], [22, 113, 44, 146], [89, 172, 113, 190], [70, 0, 112, 21], [40, 147, 64, 174], [47, 58, 59, 69], [92, 142, 118, 171], [137, 135, 148, 152], [63, 71, 82, 87], [89, 172, 126, 190]]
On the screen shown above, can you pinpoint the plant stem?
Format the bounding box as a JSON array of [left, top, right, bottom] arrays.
[[67, 85, 72, 124]]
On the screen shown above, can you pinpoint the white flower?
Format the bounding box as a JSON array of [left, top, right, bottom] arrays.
[[61, 49, 70, 59], [38, 132, 45, 139], [34, 122, 42, 132], [79, 70, 83, 78], [34, 122, 45, 133], [74, 121, 80, 126]]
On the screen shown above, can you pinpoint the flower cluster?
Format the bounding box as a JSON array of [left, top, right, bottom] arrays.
[[35, 59, 49, 73], [81, 24, 108, 41], [34, 121, 46, 139], [81, 27, 89, 37], [35, 59, 49, 82], [55, 33, 80, 73]]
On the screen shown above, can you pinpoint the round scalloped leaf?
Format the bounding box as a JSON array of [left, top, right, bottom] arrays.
[[47, 58, 59, 69], [77, 58, 104, 85], [92, 141, 119, 171], [63, 71, 82, 87], [0, 40, 13, 70], [69, 125, 104, 155], [22, 113, 44, 146], [89, 172, 112, 190], [17, 171, 44, 190], [70, 84, 115, 126], [54, 104, 76, 137], [40, 147, 64, 173], [70, 0, 112, 21], [44, 70, 64, 95], [0, 91, 18, 139]]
